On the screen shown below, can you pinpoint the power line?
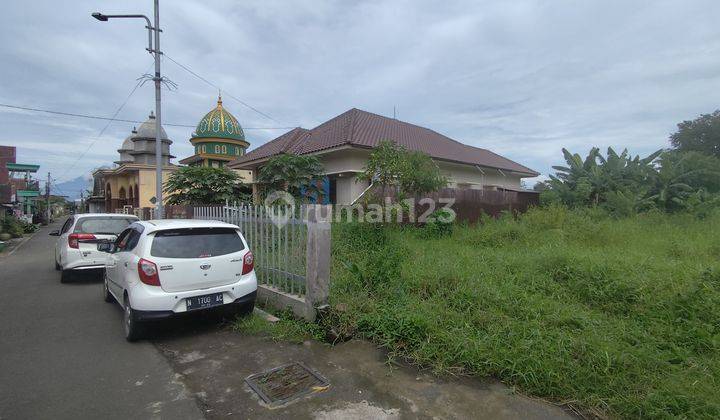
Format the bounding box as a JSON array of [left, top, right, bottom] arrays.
[[163, 53, 284, 125], [0, 103, 295, 130], [48, 176, 68, 198], [56, 73, 148, 182]]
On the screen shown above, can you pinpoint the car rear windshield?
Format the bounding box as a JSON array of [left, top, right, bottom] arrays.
[[150, 227, 244, 258], [74, 217, 136, 235]]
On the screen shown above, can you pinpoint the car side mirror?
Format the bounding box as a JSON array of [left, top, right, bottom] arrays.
[[97, 242, 114, 253], [49, 230, 60, 236]]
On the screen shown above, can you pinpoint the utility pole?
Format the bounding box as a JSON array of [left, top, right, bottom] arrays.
[[92, 1, 164, 218], [45, 172, 51, 222], [152, 0, 164, 219]]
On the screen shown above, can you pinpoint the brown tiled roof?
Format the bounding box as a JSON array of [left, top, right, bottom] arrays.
[[230, 108, 538, 176]]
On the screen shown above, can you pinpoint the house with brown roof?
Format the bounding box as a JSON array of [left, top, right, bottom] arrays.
[[228, 108, 539, 204]]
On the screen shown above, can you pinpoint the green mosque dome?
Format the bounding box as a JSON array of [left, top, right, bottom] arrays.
[[191, 96, 246, 142]]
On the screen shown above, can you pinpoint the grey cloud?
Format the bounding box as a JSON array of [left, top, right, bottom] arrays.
[[1, 0, 719, 190]]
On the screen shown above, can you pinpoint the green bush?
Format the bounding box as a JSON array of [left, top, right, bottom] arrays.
[[419, 208, 454, 238], [1, 216, 25, 238], [19, 219, 38, 233]]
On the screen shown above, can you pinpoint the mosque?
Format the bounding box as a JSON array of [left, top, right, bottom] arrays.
[[179, 95, 251, 172], [88, 96, 251, 213]]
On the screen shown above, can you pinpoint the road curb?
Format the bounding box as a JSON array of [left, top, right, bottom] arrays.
[[0, 225, 43, 260]]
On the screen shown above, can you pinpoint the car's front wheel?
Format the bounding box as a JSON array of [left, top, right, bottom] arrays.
[[123, 298, 144, 342], [102, 271, 114, 303]]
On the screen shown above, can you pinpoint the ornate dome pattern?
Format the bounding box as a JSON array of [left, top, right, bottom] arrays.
[[192, 96, 246, 142]]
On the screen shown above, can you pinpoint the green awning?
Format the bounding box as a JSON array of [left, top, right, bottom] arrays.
[[7, 163, 40, 172], [17, 190, 40, 197]]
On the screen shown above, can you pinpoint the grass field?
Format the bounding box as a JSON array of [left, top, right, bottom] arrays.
[[324, 206, 720, 418]]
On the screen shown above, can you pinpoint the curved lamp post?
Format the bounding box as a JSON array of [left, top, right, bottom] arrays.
[[92, 1, 165, 219]]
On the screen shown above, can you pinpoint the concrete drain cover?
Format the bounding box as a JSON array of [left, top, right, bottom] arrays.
[[245, 362, 330, 407]]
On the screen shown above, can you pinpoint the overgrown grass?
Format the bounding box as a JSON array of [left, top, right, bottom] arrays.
[[233, 312, 325, 343], [328, 205, 720, 418]]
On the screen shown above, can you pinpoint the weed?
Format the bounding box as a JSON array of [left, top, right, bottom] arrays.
[[326, 207, 720, 418]]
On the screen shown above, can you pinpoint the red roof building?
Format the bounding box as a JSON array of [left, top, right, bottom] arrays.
[[229, 108, 538, 204]]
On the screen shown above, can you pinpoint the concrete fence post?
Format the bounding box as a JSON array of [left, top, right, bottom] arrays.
[[304, 204, 331, 321]]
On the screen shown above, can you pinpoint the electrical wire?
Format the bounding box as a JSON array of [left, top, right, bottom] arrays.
[[163, 53, 285, 125], [55, 71, 148, 182], [45, 175, 69, 198], [0, 103, 295, 130]]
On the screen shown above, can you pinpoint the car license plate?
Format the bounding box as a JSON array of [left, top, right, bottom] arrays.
[[186, 293, 224, 311]]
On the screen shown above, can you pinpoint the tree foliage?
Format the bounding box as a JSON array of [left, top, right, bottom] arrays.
[[399, 150, 448, 199], [361, 140, 447, 199], [670, 110, 720, 158], [257, 154, 325, 202], [360, 140, 406, 197], [163, 166, 247, 205], [542, 146, 720, 215]]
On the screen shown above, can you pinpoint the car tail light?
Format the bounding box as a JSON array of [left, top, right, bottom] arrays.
[[138, 258, 161, 286], [242, 251, 254, 275], [68, 233, 96, 249]]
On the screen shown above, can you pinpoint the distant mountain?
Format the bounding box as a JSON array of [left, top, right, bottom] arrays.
[[53, 175, 91, 200]]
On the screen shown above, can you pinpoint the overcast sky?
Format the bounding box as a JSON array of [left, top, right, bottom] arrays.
[[2, 0, 719, 193]]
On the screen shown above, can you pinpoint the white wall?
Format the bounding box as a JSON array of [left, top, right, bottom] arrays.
[[317, 148, 525, 202], [437, 161, 523, 190], [335, 175, 370, 204], [318, 148, 370, 174]]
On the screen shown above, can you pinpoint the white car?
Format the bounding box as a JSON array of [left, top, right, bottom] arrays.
[[51, 213, 139, 283], [96, 219, 257, 341]]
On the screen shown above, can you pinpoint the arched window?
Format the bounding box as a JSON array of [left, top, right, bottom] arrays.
[[105, 183, 112, 212]]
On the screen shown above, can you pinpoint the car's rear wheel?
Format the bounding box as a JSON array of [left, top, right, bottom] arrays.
[[239, 300, 255, 316], [225, 301, 255, 319], [60, 270, 71, 283], [102, 271, 114, 303], [123, 297, 144, 342]]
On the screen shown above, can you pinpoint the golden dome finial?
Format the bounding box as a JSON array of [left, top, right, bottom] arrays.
[[217, 90, 223, 108]]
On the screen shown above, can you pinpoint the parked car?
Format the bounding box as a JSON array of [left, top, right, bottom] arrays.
[[50, 213, 139, 283], [96, 219, 257, 341]]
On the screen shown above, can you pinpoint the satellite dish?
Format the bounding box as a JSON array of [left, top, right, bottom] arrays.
[[149, 196, 157, 204]]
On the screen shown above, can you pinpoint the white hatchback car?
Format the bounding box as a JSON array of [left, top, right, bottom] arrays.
[[96, 219, 257, 341], [51, 213, 139, 283]]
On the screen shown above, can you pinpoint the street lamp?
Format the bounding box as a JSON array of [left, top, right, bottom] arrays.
[[91, 0, 165, 219]]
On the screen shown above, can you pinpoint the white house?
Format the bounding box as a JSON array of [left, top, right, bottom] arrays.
[[229, 108, 538, 204]]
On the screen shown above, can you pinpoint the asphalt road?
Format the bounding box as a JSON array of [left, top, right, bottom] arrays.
[[0, 221, 203, 419]]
